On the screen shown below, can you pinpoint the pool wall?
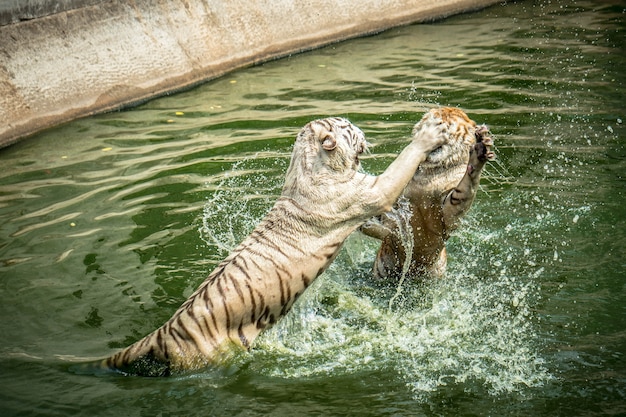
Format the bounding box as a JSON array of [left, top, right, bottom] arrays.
[[0, 0, 501, 148]]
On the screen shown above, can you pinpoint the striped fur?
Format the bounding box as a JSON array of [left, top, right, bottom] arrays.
[[101, 117, 447, 376], [361, 107, 495, 279]]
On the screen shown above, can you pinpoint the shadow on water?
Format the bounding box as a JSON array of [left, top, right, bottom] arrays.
[[0, 0, 625, 415]]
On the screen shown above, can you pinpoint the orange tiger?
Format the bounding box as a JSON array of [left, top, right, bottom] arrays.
[[361, 107, 495, 279], [93, 116, 447, 376]]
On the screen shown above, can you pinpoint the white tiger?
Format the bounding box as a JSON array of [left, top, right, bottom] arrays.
[[94, 116, 447, 376]]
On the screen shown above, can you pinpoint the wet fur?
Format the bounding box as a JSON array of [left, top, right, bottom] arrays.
[[95, 117, 447, 375], [361, 107, 495, 279]]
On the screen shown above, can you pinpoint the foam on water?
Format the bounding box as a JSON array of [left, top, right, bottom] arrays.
[[252, 231, 552, 400]]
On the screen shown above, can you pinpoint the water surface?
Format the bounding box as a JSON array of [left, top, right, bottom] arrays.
[[0, 1, 624, 415]]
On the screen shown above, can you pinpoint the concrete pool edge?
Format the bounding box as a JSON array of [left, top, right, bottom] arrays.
[[0, 0, 503, 148]]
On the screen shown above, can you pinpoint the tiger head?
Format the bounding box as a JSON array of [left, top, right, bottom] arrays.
[[413, 107, 486, 174], [286, 117, 369, 183]]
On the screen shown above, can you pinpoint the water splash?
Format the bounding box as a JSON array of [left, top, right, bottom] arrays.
[[200, 167, 550, 401], [198, 156, 285, 259], [371, 196, 415, 312], [197, 154, 553, 401], [252, 230, 552, 399]]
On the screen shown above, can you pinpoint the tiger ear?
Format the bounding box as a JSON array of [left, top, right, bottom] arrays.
[[321, 133, 337, 151]]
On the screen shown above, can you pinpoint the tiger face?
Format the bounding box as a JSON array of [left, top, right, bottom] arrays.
[[362, 107, 495, 279], [415, 107, 478, 172], [289, 117, 369, 177]]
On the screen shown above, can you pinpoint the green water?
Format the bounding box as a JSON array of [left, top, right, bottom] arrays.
[[1, 1, 624, 415]]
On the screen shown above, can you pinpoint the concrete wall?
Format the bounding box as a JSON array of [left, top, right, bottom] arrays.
[[0, 0, 106, 25], [0, 0, 502, 148]]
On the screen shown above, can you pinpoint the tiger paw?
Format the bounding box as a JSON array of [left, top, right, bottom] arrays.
[[473, 125, 495, 162], [467, 125, 495, 175]]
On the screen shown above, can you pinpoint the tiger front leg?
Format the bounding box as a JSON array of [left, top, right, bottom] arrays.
[[441, 125, 495, 231]]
